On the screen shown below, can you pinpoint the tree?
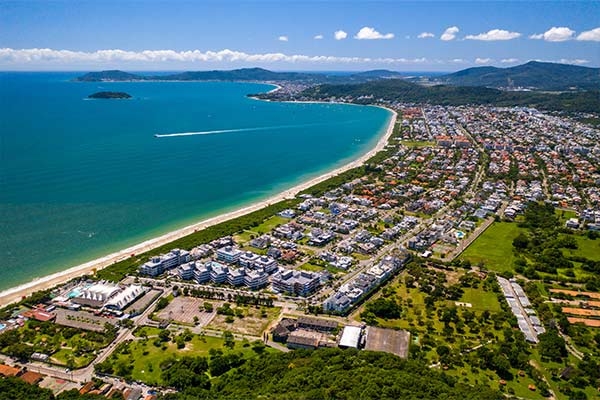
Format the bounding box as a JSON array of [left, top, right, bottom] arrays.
[[512, 233, 529, 250], [222, 330, 235, 349], [158, 329, 171, 343], [363, 297, 402, 319], [538, 329, 567, 361], [251, 340, 266, 354]]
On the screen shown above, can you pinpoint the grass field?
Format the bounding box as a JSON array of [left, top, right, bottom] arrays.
[[297, 262, 323, 272], [298, 262, 346, 275], [108, 334, 269, 385], [459, 288, 502, 312], [400, 140, 436, 148], [254, 215, 288, 234], [562, 235, 600, 261], [460, 222, 525, 273]]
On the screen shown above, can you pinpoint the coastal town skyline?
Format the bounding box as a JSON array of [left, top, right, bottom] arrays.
[[1, 0, 599, 71]]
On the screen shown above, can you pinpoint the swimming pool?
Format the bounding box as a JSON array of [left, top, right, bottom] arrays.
[[0, 323, 6, 332], [455, 230, 465, 239]]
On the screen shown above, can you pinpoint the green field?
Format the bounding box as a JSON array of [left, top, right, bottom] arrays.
[[254, 215, 288, 234], [460, 222, 525, 272], [459, 288, 502, 312], [106, 334, 274, 385], [297, 262, 323, 272], [562, 235, 600, 261], [400, 140, 436, 148]]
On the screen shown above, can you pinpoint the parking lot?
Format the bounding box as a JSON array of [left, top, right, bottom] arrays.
[[54, 309, 116, 332]]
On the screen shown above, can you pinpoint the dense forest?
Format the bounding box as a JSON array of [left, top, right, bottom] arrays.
[[298, 79, 600, 113], [436, 61, 600, 91], [156, 348, 504, 400]]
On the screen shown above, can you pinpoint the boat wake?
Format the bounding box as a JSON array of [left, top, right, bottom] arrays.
[[154, 121, 356, 138]]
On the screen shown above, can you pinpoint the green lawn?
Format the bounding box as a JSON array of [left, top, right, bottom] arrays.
[[298, 262, 346, 275], [108, 334, 274, 385], [460, 222, 526, 273], [400, 140, 436, 148], [555, 209, 577, 224], [254, 215, 288, 234], [297, 262, 324, 272], [459, 288, 502, 312], [133, 326, 164, 338], [562, 235, 600, 261]]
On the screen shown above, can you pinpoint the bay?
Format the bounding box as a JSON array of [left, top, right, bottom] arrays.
[[0, 72, 391, 291]]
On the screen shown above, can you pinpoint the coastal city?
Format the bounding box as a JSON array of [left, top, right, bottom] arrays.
[[2, 1, 600, 399], [1, 101, 599, 399]]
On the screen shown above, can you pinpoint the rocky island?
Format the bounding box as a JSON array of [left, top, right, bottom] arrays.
[[88, 91, 132, 99]]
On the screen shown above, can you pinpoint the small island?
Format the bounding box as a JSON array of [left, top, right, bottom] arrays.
[[88, 91, 132, 99]]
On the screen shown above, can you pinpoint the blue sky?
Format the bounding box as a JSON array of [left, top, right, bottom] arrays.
[[1, 0, 598, 71]]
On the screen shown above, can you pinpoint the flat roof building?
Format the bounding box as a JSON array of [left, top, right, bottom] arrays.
[[272, 269, 321, 297], [338, 325, 362, 349]]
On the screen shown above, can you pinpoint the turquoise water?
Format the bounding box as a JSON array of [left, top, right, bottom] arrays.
[[0, 72, 391, 291]]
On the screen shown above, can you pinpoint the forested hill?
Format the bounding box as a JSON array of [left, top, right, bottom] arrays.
[[75, 68, 405, 83], [435, 61, 600, 91], [160, 348, 504, 400], [298, 79, 600, 113]]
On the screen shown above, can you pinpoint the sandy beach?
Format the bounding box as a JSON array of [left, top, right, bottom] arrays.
[[0, 106, 397, 308]]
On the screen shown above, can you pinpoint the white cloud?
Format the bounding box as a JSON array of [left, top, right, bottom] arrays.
[[450, 58, 466, 63], [440, 26, 459, 41], [0, 47, 435, 67], [465, 29, 521, 41], [278, 36, 288, 42], [418, 32, 435, 39], [558, 58, 589, 65], [576, 27, 600, 41], [313, 34, 324, 40], [334, 30, 348, 40], [475, 57, 493, 64], [501, 58, 519, 63], [530, 26, 575, 42], [354, 26, 394, 40]]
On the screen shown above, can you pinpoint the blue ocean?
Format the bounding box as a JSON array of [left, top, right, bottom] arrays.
[[0, 72, 391, 291]]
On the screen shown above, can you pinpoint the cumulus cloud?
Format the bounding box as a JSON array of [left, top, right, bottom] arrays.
[[278, 36, 288, 42], [450, 58, 466, 63], [417, 32, 435, 39], [440, 26, 459, 41], [576, 27, 600, 41], [354, 26, 394, 40], [475, 57, 493, 64], [334, 30, 348, 40], [0, 47, 435, 67], [465, 29, 521, 41], [529, 26, 575, 42], [313, 34, 324, 40], [501, 58, 520, 63]]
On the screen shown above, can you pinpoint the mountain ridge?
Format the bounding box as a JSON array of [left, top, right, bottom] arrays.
[[75, 68, 406, 84], [436, 61, 600, 91]]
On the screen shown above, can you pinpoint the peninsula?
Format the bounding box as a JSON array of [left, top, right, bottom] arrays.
[[88, 91, 132, 99]]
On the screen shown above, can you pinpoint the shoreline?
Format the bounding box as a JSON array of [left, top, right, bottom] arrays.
[[0, 103, 396, 308]]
